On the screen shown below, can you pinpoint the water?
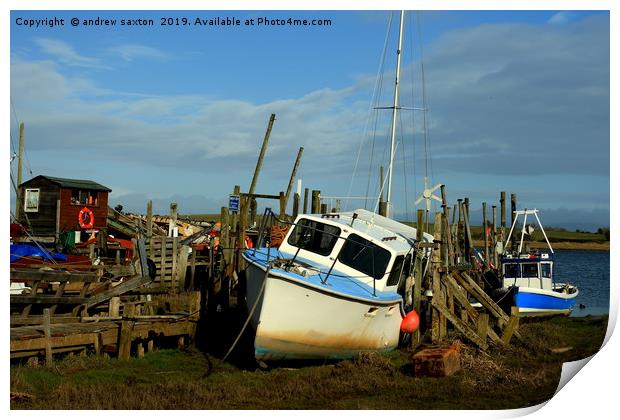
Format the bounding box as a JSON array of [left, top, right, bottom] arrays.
[[551, 250, 610, 317]]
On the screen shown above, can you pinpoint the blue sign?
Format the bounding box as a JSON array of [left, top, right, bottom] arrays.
[[229, 194, 240, 213]]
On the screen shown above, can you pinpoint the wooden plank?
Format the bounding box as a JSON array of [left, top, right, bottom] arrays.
[[160, 236, 167, 283], [12, 295, 89, 305], [443, 275, 502, 344], [85, 275, 152, 307], [171, 237, 178, 290], [43, 308, 53, 365], [118, 303, 136, 361], [190, 247, 197, 290], [177, 245, 190, 292], [477, 313, 489, 341], [431, 299, 488, 350], [10, 268, 99, 283], [455, 272, 521, 340], [501, 307, 520, 345]]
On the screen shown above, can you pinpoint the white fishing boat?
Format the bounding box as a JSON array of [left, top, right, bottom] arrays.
[[498, 209, 579, 316], [243, 209, 432, 360], [242, 11, 433, 360]]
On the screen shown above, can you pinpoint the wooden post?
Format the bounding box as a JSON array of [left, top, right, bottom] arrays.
[[43, 308, 53, 366], [231, 185, 240, 233], [483, 202, 489, 269], [283, 147, 304, 211], [431, 212, 443, 343], [137, 343, 145, 358], [146, 200, 153, 240], [55, 199, 61, 245], [303, 188, 309, 214], [169, 202, 178, 237], [410, 209, 425, 348], [190, 247, 197, 290], [311, 190, 321, 213], [220, 206, 230, 265], [292, 193, 300, 219], [461, 201, 473, 263], [15, 122, 25, 217], [492, 205, 498, 267], [249, 198, 257, 226], [500, 191, 506, 230], [118, 303, 136, 361], [279, 191, 286, 219], [109, 297, 121, 317], [320, 203, 328, 214]]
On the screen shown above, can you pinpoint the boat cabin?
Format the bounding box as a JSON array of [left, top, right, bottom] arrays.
[[15, 175, 111, 239], [501, 252, 554, 290], [278, 209, 432, 294]]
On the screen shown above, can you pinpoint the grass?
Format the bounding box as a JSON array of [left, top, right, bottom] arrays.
[[10, 315, 607, 410]]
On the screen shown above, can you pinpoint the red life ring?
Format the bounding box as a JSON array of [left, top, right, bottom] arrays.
[[78, 207, 95, 229]]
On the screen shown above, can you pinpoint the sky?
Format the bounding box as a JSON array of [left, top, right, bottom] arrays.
[[6, 4, 611, 231]]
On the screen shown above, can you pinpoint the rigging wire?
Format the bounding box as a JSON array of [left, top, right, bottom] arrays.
[[359, 12, 393, 211], [416, 12, 434, 185], [10, 96, 34, 177]]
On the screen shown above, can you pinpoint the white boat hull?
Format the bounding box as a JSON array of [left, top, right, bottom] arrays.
[[244, 260, 404, 360]]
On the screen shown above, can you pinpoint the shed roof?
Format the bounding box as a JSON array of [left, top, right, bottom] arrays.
[[21, 175, 112, 192]]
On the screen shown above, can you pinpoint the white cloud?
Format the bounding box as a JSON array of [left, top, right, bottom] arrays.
[[547, 11, 575, 25], [107, 44, 168, 62], [34, 38, 107, 69]]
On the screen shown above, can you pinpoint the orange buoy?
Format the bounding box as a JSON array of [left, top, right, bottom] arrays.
[[400, 310, 420, 333]]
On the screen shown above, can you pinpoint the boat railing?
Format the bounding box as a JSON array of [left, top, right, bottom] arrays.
[[253, 208, 387, 296]]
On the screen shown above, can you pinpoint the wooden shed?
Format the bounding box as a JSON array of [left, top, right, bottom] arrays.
[[16, 175, 112, 238]]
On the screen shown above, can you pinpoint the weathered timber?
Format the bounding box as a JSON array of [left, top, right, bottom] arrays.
[[501, 307, 520, 345], [283, 147, 304, 211], [430, 299, 488, 350], [10, 268, 99, 283]]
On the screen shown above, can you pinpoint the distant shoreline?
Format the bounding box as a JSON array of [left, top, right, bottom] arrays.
[[471, 240, 609, 251]]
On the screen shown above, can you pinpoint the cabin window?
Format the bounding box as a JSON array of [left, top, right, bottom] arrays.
[[504, 263, 519, 278], [338, 234, 391, 280], [24, 188, 40, 212], [287, 218, 341, 256], [522, 263, 538, 278], [71, 189, 98, 206], [541, 263, 552, 278]]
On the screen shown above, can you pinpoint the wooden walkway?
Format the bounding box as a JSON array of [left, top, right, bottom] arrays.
[[10, 312, 197, 363]]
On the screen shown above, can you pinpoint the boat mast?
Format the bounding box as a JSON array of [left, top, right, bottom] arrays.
[[386, 10, 405, 218]]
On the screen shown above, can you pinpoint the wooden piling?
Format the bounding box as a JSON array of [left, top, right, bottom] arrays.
[[293, 192, 300, 219], [320, 203, 328, 214], [43, 308, 53, 366], [483, 202, 489, 269], [279, 191, 286, 219], [118, 303, 136, 361], [311, 190, 321, 213], [411, 209, 425, 348], [303, 188, 309, 214], [284, 147, 304, 211], [169, 202, 178, 237]]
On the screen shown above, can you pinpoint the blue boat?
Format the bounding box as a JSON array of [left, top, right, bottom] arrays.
[[498, 209, 579, 316]]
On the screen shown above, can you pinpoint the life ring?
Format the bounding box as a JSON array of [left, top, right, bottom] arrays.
[[78, 207, 95, 229]]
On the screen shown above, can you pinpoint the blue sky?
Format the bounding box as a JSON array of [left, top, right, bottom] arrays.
[[7, 7, 611, 230]]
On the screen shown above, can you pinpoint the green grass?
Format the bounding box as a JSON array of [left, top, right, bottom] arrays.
[[11, 316, 607, 410]]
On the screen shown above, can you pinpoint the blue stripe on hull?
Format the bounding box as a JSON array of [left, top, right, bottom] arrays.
[[514, 291, 576, 311]]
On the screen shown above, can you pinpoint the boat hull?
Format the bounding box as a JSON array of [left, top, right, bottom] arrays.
[[514, 286, 578, 316], [244, 257, 404, 361]]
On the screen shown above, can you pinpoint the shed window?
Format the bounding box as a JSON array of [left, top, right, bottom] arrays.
[[71, 189, 98, 205], [24, 188, 40, 212]]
